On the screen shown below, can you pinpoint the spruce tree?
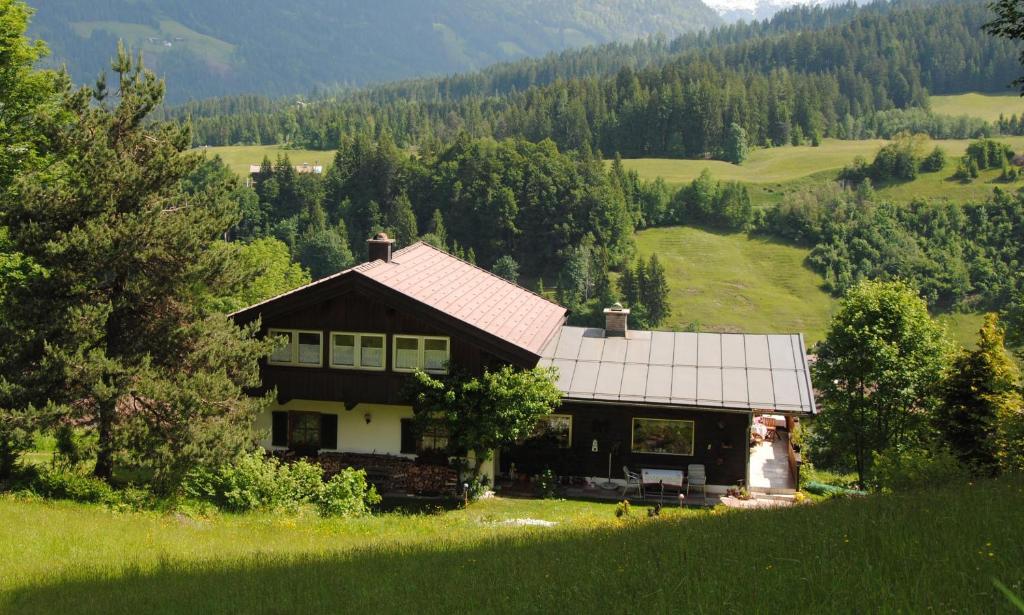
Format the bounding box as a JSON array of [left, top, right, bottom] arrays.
[[430, 209, 448, 247], [938, 315, 1021, 474], [386, 193, 419, 248], [617, 266, 638, 308], [642, 254, 671, 327], [723, 123, 749, 165]]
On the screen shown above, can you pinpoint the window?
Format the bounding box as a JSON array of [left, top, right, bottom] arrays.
[[394, 337, 420, 371], [274, 412, 337, 453], [420, 421, 449, 451], [290, 413, 321, 449], [330, 332, 386, 370], [269, 331, 293, 364], [393, 335, 450, 374], [631, 418, 695, 456], [267, 329, 323, 367], [526, 414, 572, 448], [400, 419, 448, 454], [297, 332, 322, 365]]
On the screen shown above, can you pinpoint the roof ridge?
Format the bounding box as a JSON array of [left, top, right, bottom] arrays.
[[399, 240, 565, 311]]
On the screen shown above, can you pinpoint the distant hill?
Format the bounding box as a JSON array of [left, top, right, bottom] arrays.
[[26, 0, 721, 103], [706, 0, 871, 23]]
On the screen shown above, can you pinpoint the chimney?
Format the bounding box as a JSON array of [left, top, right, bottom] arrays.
[[603, 302, 630, 338], [367, 232, 395, 263]]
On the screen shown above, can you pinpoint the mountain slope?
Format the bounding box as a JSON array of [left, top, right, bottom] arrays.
[[26, 0, 721, 103]]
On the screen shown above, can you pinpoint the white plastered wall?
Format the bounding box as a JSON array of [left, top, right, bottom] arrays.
[[256, 400, 415, 457]]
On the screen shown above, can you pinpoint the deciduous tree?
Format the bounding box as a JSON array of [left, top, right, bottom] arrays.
[[811, 280, 953, 485], [408, 366, 561, 479], [491, 255, 520, 283]]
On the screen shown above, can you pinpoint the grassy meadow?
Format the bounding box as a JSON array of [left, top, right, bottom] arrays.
[[2, 476, 1022, 613], [622, 136, 1024, 206], [931, 92, 1024, 122], [632, 227, 837, 343], [198, 145, 334, 176], [632, 226, 991, 350]]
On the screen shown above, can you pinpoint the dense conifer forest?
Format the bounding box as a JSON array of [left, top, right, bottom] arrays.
[[170, 1, 1019, 159]]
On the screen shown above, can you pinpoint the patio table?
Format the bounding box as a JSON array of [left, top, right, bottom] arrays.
[[751, 423, 768, 439], [641, 468, 684, 506]]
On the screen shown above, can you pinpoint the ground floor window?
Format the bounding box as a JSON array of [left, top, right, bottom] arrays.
[[290, 413, 321, 448], [631, 417, 695, 456], [420, 421, 449, 451], [272, 411, 338, 453], [399, 418, 450, 454], [526, 414, 572, 448]]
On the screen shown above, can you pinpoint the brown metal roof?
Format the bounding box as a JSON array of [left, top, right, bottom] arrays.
[[355, 243, 567, 356], [230, 242, 567, 359]]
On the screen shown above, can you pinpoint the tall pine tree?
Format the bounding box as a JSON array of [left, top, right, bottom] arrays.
[[1, 45, 272, 488]]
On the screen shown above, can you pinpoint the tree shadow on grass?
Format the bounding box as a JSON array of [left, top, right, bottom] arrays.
[[4, 487, 1022, 615]]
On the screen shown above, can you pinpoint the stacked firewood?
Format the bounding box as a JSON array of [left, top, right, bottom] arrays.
[[401, 464, 459, 495], [316, 452, 457, 495]]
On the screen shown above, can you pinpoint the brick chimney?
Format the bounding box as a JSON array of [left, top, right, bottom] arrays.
[[367, 232, 395, 263], [603, 302, 630, 337]]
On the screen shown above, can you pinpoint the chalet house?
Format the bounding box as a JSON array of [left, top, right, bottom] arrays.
[[247, 163, 324, 175], [231, 234, 815, 494]]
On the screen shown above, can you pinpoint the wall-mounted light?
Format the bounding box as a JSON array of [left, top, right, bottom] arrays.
[[364, 412, 372, 425]]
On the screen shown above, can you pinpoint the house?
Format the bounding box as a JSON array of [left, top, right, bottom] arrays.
[[231, 234, 815, 495], [246, 162, 324, 187], [247, 163, 324, 175]]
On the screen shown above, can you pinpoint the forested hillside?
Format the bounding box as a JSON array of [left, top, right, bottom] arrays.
[[174, 0, 1020, 160], [27, 0, 720, 103]]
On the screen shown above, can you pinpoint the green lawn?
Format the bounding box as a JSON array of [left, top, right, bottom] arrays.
[[931, 92, 1024, 123], [198, 145, 334, 176], [634, 227, 838, 343], [622, 136, 1024, 206], [633, 226, 992, 350], [2, 476, 1022, 613]]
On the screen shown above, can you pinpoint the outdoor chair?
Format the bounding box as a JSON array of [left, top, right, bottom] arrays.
[[622, 466, 644, 498], [686, 464, 707, 499]]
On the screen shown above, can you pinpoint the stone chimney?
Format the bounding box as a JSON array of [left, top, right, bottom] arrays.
[[367, 232, 395, 263], [603, 302, 630, 337]]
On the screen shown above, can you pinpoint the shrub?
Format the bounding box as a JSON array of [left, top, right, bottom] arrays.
[[181, 451, 324, 512], [869, 446, 969, 493], [462, 474, 491, 502], [537, 468, 558, 499], [316, 468, 380, 517], [802, 481, 864, 498], [920, 146, 946, 172], [217, 452, 295, 512], [32, 466, 118, 504], [181, 452, 380, 517]]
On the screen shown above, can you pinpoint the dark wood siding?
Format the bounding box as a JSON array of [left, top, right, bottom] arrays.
[[257, 281, 514, 406], [501, 402, 749, 486]]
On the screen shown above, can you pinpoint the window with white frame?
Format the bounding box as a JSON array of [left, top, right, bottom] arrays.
[[392, 335, 450, 374], [330, 332, 386, 370], [267, 329, 323, 367]]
